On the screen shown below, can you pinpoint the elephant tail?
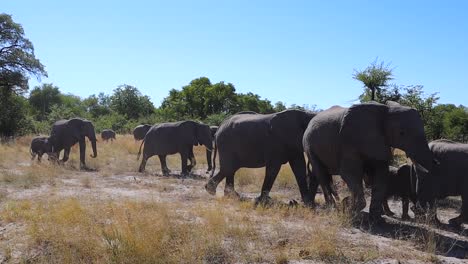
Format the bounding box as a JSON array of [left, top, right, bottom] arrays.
[[137, 138, 145, 161], [210, 140, 217, 178]]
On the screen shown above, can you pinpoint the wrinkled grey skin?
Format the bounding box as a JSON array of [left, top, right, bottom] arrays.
[[133, 124, 152, 141], [303, 102, 432, 222], [205, 126, 218, 172], [137, 121, 213, 176], [205, 110, 316, 206], [30, 136, 52, 162], [365, 165, 417, 220], [417, 139, 468, 226], [49, 118, 98, 169], [101, 129, 116, 142]]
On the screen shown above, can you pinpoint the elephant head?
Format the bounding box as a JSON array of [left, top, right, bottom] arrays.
[[340, 101, 432, 178], [195, 123, 213, 151], [81, 120, 98, 158]]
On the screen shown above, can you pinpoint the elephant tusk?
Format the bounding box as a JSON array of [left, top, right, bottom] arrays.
[[204, 146, 213, 152], [411, 159, 429, 173]]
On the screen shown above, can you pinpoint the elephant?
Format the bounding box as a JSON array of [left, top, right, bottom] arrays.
[[205, 109, 316, 205], [101, 129, 116, 142], [48, 118, 98, 169], [416, 139, 468, 226], [205, 126, 218, 172], [364, 165, 417, 220], [133, 124, 152, 141], [137, 120, 213, 176], [30, 136, 52, 162], [303, 101, 433, 222]]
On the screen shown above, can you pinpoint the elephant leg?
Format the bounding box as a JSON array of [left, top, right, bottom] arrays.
[[79, 138, 87, 169], [402, 198, 410, 220], [206, 166, 229, 195], [158, 155, 170, 176], [289, 154, 313, 206], [37, 153, 43, 163], [255, 161, 281, 206], [61, 148, 71, 163], [138, 154, 150, 173], [179, 150, 190, 177], [340, 159, 365, 216], [31, 152, 37, 161], [188, 147, 196, 172], [224, 170, 239, 198], [308, 154, 334, 207], [449, 195, 468, 226], [368, 162, 389, 222], [382, 199, 394, 216]]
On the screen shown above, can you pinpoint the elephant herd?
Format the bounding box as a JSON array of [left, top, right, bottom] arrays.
[[28, 101, 468, 227]]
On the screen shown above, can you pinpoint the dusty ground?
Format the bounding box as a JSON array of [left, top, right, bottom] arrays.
[[0, 135, 467, 263]]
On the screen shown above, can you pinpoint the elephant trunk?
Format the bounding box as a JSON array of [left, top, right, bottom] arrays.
[[407, 137, 433, 204]]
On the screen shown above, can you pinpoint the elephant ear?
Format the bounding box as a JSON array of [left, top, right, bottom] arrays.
[[339, 103, 391, 161], [270, 110, 308, 149]]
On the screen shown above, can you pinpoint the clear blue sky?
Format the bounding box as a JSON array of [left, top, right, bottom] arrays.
[[4, 1, 468, 109]]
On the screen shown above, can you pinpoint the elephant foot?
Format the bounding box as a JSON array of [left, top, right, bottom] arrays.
[[187, 165, 194, 172], [254, 195, 274, 208], [224, 189, 241, 199], [162, 170, 170, 176], [205, 181, 217, 196]]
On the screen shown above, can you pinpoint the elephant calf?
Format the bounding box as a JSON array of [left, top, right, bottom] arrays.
[[30, 136, 52, 162], [101, 129, 116, 142], [417, 139, 468, 226], [365, 165, 417, 220]]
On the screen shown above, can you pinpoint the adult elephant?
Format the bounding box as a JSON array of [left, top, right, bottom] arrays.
[[133, 124, 152, 141], [205, 109, 316, 205], [416, 139, 468, 226], [137, 121, 213, 176], [101, 129, 116, 142], [303, 102, 432, 222], [205, 126, 218, 172], [49, 118, 98, 169]]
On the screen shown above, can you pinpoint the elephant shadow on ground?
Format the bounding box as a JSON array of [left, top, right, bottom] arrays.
[[148, 170, 208, 180], [354, 212, 468, 259]]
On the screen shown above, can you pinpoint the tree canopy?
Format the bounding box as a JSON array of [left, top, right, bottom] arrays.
[[353, 59, 393, 101]]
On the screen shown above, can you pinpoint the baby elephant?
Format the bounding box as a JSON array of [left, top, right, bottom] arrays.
[[101, 129, 116, 142], [30, 136, 53, 162], [365, 165, 417, 220]]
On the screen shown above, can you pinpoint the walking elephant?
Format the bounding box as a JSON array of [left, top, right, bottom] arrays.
[[133, 124, 152, 141], [416, 139, 468, 226], [205, 109, 316, 206], [30, 136, 52, 162], [49, 118, 98, 169], [101, 129, 116, 142], [137, 121, 213, 176], [303, 102, 432, 222]]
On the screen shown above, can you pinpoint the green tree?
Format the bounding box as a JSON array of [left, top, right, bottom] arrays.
[[353, 59, 393, 102], [110, 84, 155, 119], [0, 14, 46, 94], [83, 93, 111, 118], [274, 101, 286, 112], [28, 83, 62, 120], [0, 13, 46, 136]]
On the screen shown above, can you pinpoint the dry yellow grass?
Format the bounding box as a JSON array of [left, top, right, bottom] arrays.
[[0, 135, 454, 263]]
